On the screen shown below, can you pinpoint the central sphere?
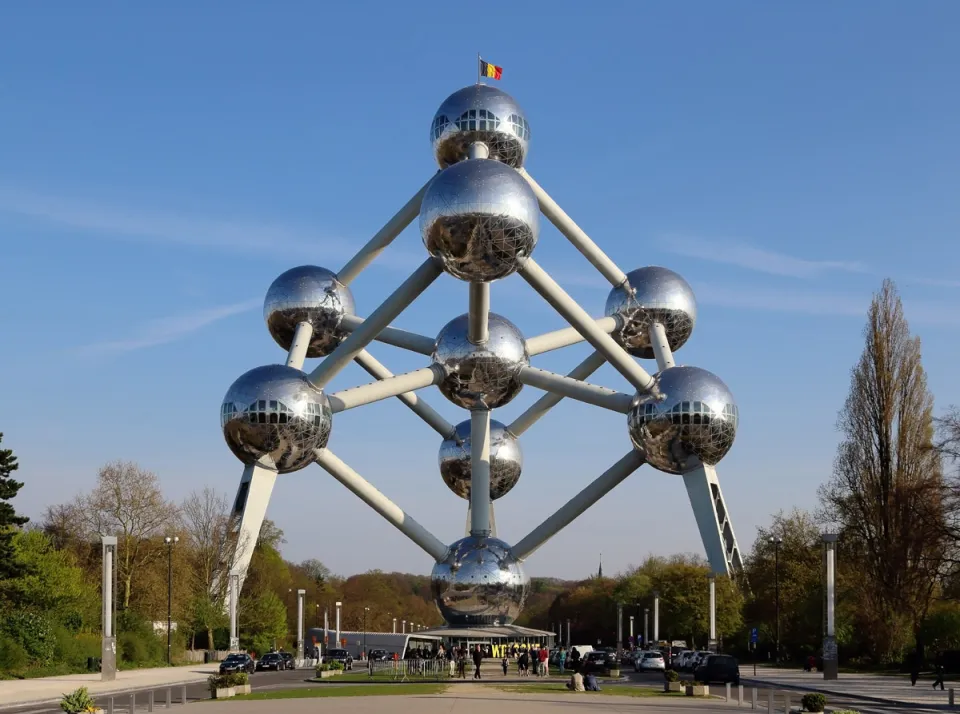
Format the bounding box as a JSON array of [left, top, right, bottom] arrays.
[[432, 313, 529, 409], [627, 366, 738, 475], [431, 536, 529, 626], [221, 364, 333, 474], [420, 159, 540, 282], [431, 85, 530, 168], [264, 266, 355, 358], [605, 266, 697, 359], [439, 419, 523, 501]]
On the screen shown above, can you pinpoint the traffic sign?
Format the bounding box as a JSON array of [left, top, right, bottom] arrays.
[[750, 627, 758, 643]]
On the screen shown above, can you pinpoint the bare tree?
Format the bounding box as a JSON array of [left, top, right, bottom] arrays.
[[72, 461, 179, 609], [299, 559, 331, 587], [819, 280, 947, 661], [936, 407, 960, 462]]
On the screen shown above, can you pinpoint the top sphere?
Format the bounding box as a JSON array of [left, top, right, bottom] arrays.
[[627, 366, 738, 475], [605, 267, 697, 359], [264, 266, 356, 358], [432, 85, 530, 168]]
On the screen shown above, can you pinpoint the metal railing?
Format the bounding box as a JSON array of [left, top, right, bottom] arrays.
[[364, 658, 452, 682], [100, 685, 189, 713]]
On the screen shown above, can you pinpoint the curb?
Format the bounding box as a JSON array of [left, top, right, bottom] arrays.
[[741, 677, 952, 709], [0, 676, 209, 712]]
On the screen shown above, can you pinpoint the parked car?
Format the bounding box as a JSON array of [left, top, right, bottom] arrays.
[[674, 650, 693, 670], [580, 650, 618, 674], [635, 650, 666, 672], [368, 649, 391, 662], [324, 648, 354, 670], [219, 653, 255, 675], [279, 652, 295, 670], [255, 653, 285, 671], [695, 654, 740, 685]]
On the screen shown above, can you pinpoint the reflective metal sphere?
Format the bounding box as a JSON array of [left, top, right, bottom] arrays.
[[605, 267, 697, 359], [431, 85, 530, 168], [439, 420, 523, 501], [627, 366, 738, 475], [421, 159, 539, 282], [221, 365, 333, 474], [264, 266, 356, 358], [431, 536, 529, 626], [432, 313, 529, 409]]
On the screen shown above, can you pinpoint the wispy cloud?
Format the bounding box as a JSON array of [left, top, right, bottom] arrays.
[[76, 299, 261, 356], [661, 235, 870, 279]]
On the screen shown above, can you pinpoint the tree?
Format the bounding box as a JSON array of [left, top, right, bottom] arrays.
[[300, 559, 331, 587], [819, 280, 947, 662], [0, 433, 28, 580], [2, 530, 91, 622], [181, 489, 233, 647]]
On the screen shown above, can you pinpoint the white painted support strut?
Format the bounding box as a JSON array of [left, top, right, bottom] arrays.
[[227, 461, 278, 594], [468, 282, 490, 344], [339, 315, 436, 356], [327, 365, 443, 413], [353, 350, 455, 438], [508, 351, 608, 436], [519, 169, 628, 288], [518, 258, 656, 393], [518, 365, 635, 413], [648, 322, 675, 371], [337, 178, 433, 286], [526, 317, 619, 356], [512, 450, 645, 561], [314, 448, 449, 562], [309, 258, 443, 388], [469, 409, 492, 537], [286, 322, 314, 369], [682, 462, 744, 576]]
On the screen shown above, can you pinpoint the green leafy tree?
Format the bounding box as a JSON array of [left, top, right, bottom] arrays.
[[0, 433, 28, 580], [4, 530, 88, 618], [240, 590, 286, 652]]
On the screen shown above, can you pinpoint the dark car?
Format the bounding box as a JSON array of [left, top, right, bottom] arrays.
[[581, 650, 617, 673], [219, 653, 255, 675], [368, 649, 390, 662], [695, 654, 740, 685], [279, 652, 295, 670], [255, 653, 285, 671], [325, 648, 354, 670]]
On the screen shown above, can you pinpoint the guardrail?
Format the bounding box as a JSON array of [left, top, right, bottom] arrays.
[[364, 659, 452, 682], [101, 685, 189, 713]]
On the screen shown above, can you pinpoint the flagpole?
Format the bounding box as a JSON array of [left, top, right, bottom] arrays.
[[477, 53, 481, 85]]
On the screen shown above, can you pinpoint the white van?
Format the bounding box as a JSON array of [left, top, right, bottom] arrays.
[[569, 645, 594, 660]]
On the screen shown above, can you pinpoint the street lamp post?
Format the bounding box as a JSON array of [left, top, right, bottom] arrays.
[[363, 607, 370, 660], [770, 535, 783, 664], [392, 617, 397, 634], [644, 608, 650, 650], [163, 536, 179, 665]]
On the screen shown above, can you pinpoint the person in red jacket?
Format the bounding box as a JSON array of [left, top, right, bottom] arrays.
[[538, 646, 549, 677]]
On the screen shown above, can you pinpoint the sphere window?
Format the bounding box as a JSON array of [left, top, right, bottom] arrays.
[[506, 114, 530, 141], [432, 115, 450, 141], [456, 109, 499, 133]]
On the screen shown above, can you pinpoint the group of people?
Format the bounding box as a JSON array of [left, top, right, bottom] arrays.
[[509, 645, 550, 677]]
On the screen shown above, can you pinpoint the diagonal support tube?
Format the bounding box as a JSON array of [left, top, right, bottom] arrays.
[[286, 322, 314, 369], [337, 178, 433, 286], [518, 257, 656, 393], [309, 258, 443, 388], [314, 448, 448, 562], [519, 169, 628, 288], [508, 351, 608, 436], [526, 317, 619, 356], [354, 350, 455, 437], [339, 315, 436, 356], [518, 366, 635, 413], [327, 365, 443, 413], [470, 409, 492, 537], [512, 450, 645, 561], [649, 322, 675, 371]]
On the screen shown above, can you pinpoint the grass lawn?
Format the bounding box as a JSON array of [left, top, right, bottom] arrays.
[[234, 684, 447, 700], [310, 672, 450, 683], [494, 684, 684, 698]]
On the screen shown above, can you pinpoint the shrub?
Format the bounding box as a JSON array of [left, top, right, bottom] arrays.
[[0, 633, 29, 671], [59, 686, 96, 713], [801, 692, 827, 712], [208, 674, 234, 693], [4, 611, 56, 665], [227, 672, 248, 686], [665, 669, 680, 682], [119, 632, 147, 664], [316, 661, 345, 673], [52, 627, 101, 670]]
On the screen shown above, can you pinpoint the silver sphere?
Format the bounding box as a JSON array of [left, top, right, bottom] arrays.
[[221, 364, 332, 474], [627, 366, 738, 475], [431, 85, 530, 168], [432, 313, 528, 409], [439, 420, 523, 501], [264, 266, 355, 358], [421, 159, 539, 282], [605, 266, 697, 359], [431, 536, 529, 626]]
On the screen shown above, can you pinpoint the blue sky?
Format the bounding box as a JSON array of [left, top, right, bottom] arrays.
[[2, 2, 958, 580]]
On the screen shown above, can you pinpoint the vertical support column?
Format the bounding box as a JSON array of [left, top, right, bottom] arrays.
[[335, 601, 342, 648], [101, 536, 117, 682], [469, 409, 492, 537], [401, 620, 406, 634], [653, 591, 660, 644], [822, 533, 839, 680], [228, 570, 239, 650], [392, 618, 397, 634], [616, 602, 623, 657], [566, 619, 570, 646], [297, 589, 306, 661], [644, 608, 650, 649], [323, 609, 329, 653], [468, 282, 490, 344], [708, 576, 717, 652], [629, 615, 634, 643]]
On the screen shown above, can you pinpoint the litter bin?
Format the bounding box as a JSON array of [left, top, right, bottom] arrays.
[[204, 650, 213, 664], [87, 657, 101, 672]]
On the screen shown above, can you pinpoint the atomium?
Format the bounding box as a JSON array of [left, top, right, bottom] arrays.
[[431, 536, 529, 626], [605, 266, 697, 359], [439, 419, 523, 500], [264, 265, 355, 358], [221, 364, 333, 474], [627, 366, 738, 475], [432, 312, 529, 409], [432, 84, 530, 169], [421, 158, 539, 282]]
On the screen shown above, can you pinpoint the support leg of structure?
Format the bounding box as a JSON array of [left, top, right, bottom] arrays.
[[469, 409, 492, 537], [464, 500, 496, 537], [518, 257, 655, 393], [314, 448, 449, 561], [648, 322, 675, 371], [468, 282, 490, 344], [508, 351, 608, 436], [226, 462, 278, 594], [286, 322, 314, 369], [512, 450, 645, 560], [682, 462, 744, 576]]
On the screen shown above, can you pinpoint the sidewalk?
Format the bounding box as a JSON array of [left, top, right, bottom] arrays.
[[0, 663, 217, 709], [743, 665, 956, 708]]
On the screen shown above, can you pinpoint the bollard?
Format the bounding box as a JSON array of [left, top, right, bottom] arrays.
[[726, 682, 731, 701], [148, 690, 154, 712], [738, 684, 744, 705], [767, 689, 774, 714], [951, 688, 956, 707], [129, 693, 135, 713], [751, 687, 757, 710], [108, 697, 114, 714], [181, 685, 187, 705], [783, 691, 790, 713], [165, 687, 171, 709]]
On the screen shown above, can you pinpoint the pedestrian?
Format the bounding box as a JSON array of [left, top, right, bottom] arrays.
[[473, 644, 484, 680], [539, 645, 549, 677], [933, 662, 945, 691], [518, 650, 529, 676], [502, 655, 509, 676], [910, 653, 920, 686], [458, 648, 467, 679], [558, 646, 567, 675]]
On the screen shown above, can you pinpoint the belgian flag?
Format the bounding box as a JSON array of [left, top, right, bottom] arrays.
[[479, 58, 503, 81]]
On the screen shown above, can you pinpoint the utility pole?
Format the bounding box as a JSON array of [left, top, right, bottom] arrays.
[[770, 535, 783, 664], [164, 536, 178, 665]]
